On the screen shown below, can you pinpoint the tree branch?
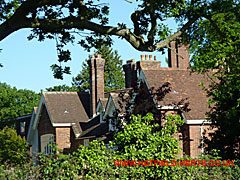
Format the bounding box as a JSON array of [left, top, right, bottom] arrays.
[[0, 10, 199, 52], [154, 16, 199, 51], [146, 0, 157, 45], [204, 15, 227, 38], [25, 17, 147, 50]]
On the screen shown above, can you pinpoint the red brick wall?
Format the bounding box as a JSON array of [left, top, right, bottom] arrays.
[[38, 105, 55, 152], [187, 124, 215, 158], [189, 125, 202, 158], [182, 124, 190, 156], [56, 127, 71, 153], [168, 41, 189, 69], [38, 105, 72, 153]]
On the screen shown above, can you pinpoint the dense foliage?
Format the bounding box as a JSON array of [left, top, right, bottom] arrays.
[[72, 45, 125, 92], [0, 126, 28, 164], [0, 82, 40, 128], [0, 114, 239, 179], [190, 6, 240, 159]]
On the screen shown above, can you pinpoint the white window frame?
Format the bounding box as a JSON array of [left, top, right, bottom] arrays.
[[83, 139, 89, 146], [41, 134, 54, 155]]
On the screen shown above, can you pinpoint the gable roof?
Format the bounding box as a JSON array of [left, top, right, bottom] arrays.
[[142, 69, 210, 120], [43, 91, 89, 124], [99, 98, 108, 110], [110, 92, 130, 112]]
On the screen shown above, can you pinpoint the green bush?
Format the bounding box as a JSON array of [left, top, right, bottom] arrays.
[[0, 114, 239, 179], [0, 126, 28, 164]]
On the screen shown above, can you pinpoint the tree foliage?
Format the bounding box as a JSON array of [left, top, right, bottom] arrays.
[[45, 84, 78, 92], [190, 7, 240, 159], [1, 0, 238, 78], [1, 114, 239, 179], [39, 113, 185, 179], [72, 45, 125, 92], [0, 82, 40, 128], [0, 126, 28, 164]]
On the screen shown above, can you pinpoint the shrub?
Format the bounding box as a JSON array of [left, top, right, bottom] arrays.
[[0, 126, 28, 164]]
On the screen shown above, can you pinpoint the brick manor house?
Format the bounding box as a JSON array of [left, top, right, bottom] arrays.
[[18, 42, 212, 158]]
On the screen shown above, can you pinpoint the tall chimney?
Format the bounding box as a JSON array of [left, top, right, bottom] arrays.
[[123, 59, 137, 88], [168, 41, 189, 69], [88, 54, 105, 117]]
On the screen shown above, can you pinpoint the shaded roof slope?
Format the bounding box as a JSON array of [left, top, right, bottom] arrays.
[[77, 92, 90, 117], [110, 92, 130, 111], [143, 69, 210, 120], [99, 98, 108, 110], [43, 91, 89, 124], [79, 115, 109, 138]]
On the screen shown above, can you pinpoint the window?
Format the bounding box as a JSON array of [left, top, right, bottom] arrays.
[[41, 134, 54, 155], [83, 139, 89, 146], [20, 121, 26, 134]]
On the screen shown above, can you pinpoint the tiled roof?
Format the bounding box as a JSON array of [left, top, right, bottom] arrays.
[[77, 92, 90, 117], [110, 90, 131, 112], [143, 69, 210, 120], [80, 115, 109, 138], [43, 91, 89, 124]]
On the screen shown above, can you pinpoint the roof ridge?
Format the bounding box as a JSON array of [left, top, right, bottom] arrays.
[[43, 91, 77, 94], [142, 68, 190, 71]]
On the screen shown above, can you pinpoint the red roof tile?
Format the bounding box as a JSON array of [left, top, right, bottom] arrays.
[[143, 69, 211, 120], [43, 92, 89, 124]]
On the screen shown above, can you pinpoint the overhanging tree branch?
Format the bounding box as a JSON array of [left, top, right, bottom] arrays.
[[154, 16, 199, 51], [204, 15, 227, 38], [0, 15, 199, 51]]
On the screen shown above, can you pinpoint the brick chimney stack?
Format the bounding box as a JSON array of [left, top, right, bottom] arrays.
[[137, 55, 161, 70], [123, 59, 137, 88], [123, 55, 161, 88], [88, 54, 105, 117], [168, 41, 190, 69]]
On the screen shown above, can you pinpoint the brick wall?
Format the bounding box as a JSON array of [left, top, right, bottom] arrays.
[[188, 124, 214, 158], [189, 125, 202, 158], [182, 124, 190, 156], [56, 127, 71, 153], [38, 105, 55, 152], [38, 105, 72, 153], [168, 41, 189, 69]]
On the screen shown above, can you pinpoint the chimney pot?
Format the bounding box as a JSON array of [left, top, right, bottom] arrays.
[[140, 55, 144, 61], [154, 56, 156, 60], [149, 55, 152, 61], [127, 59, 135, 64], [145, 55, 148, 60]]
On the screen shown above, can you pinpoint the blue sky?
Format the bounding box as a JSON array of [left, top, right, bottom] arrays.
[[0, 0, 176, 93]]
